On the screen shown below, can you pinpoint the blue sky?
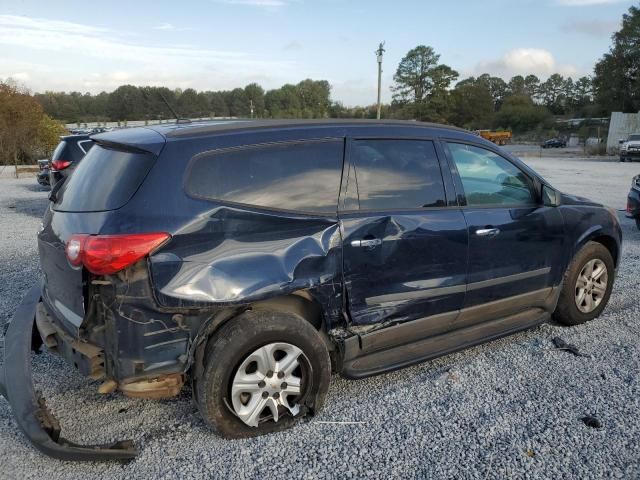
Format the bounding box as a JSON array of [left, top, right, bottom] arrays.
[[0, 0, 634, 105]]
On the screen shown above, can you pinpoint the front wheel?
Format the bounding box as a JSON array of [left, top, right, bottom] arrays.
[[195, 310, 331, 438], [553, 241, 615, 326]]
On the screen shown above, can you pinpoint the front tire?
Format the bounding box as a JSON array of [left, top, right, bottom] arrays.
[[195, 309, 331, 438], [553, 241, 615, 326]]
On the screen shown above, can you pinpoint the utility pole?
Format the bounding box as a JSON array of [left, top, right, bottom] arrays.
[[375, 41, 385, 120], [250, 99, 255, 119]]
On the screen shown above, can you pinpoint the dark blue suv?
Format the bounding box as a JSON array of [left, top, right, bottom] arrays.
[[0, 120, 622, 460]]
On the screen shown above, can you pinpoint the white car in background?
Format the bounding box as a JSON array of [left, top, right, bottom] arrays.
[[620, 133, 640, 162]]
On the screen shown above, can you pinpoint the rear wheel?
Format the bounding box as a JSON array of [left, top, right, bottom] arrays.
[[553, 241, 614, 326], [195, 310, 330, 438]]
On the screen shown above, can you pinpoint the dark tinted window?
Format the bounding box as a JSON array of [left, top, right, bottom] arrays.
[[187, 140, 343, 214], [448, 143, 534, 206], [350, 139, 446, 210], [51, 141, 66, 161], [77, 140, 94, 155], [54, 145, 156, 212]]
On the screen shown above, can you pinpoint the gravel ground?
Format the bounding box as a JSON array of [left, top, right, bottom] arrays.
[[1, 157, 639, 479]]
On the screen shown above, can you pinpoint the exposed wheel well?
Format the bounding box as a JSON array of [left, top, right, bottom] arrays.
[[250, 292, 324, 330], [590, 235, 619, 267]]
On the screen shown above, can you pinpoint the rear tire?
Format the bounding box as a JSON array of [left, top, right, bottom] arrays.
[[553, 241, 615, 326], [195, 309, 330, 438]]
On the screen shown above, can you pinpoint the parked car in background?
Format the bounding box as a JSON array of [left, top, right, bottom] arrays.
[[619, 133, 640, 162], [0, 120, 622, 460], [628, 174, 640, 229], [48, 134, 94, 186], [36, 159, 50, 187], [541, 138, 567, 149]]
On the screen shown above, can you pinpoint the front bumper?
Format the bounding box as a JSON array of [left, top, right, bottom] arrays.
[[621, 150, 640, 160], [0, 283, 138, 461]]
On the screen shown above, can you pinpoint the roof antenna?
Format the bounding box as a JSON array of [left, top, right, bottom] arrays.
[[158, 91, 191, 124], [141, 89, 191, 124]]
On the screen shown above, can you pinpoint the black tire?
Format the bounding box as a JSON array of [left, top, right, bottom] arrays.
[[194, 309, 330, 438], [553, 241, 615, 326], [636, 217, 640, 231], [620, 157, 626, 162]]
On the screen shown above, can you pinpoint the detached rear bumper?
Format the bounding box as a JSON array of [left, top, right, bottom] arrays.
[[0, 283, 138, 461]]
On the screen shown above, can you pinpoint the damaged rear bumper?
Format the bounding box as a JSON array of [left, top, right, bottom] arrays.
[[0, 283, 138, 461]]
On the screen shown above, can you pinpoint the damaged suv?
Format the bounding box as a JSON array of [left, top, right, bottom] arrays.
[[1, 120, 622, 460]]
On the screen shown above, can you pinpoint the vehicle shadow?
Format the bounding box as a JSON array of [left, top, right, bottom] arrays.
[[5, 197, 49, 218], [22, 183, 51, 193]]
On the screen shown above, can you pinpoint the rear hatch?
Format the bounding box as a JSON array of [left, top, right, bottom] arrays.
[[38, 142, 160, 329]]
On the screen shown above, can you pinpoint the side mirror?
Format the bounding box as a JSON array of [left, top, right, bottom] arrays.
[[542, 185, 560, 207], [619, 139, 626, 144]]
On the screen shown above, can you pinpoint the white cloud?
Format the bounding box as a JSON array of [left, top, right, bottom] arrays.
[[473, 48, 579, 79], [0, 15, 296, 93]]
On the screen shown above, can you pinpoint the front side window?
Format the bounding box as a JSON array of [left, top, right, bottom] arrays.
[[187, 140, 343, 214], [447, 143, 535, 206], [350, 139, 446, 210]]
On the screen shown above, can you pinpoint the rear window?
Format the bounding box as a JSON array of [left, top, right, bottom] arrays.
[[51, 141, 66, 161], [186, 140, 343, 214], [54, 145, 156, 212]]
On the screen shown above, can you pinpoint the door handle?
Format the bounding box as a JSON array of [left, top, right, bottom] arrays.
[[475, 228, 500, 237], [351, 238, 382, 248]]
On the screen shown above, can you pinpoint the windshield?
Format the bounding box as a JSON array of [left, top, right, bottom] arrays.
[[628, 134, 640, 141], [53, 144, 157, 212]]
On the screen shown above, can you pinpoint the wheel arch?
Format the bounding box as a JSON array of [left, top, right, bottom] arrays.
[[190, 291, 334, 386]]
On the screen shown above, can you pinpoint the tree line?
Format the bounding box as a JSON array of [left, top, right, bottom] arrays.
[[35, 79, 332, 123]]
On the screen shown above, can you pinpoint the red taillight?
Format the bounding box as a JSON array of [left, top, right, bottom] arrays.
[[52, 159, 71, 170], [65, 233, 170, 275]]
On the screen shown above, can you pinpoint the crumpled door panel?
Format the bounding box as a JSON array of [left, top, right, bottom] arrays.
[[149, 205, 343, 324]]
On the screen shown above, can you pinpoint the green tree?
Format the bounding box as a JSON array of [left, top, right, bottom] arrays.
[[450, 77, 495, 129], [210, 92, 229, 117], [494, 95, 552, 132], [107, 84, 145, 120], [391, 45, 458, 121], [508, 75, 527, 97], [244, 83, 265, 118], [593, 4, 640, 112]]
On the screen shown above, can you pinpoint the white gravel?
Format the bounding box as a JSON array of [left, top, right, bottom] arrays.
[[1, 157, 639, 479]]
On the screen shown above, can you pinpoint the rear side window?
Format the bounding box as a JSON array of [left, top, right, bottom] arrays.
[[187, 140, 343, 214], [54, 145, 156, 212], [77, 140, 94, 155], [447, 143, 534, 206], [350, 139, 446, 210]]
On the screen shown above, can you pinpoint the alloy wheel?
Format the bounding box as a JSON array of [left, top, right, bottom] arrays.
[[575, 258, 608, 313], [230, 342, 305, 427]]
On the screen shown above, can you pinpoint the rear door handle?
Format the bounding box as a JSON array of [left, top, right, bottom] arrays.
[[351, 239, 382, 248], [475, 228, 500, 237]]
